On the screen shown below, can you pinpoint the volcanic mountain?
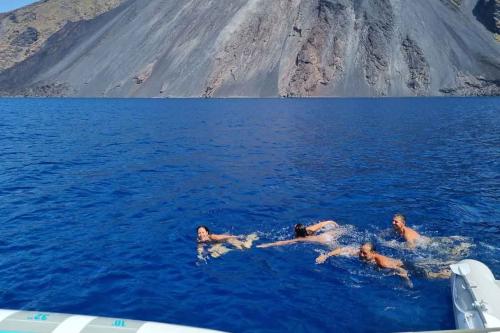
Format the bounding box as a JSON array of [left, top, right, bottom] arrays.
[[0, 0, 499, 97]]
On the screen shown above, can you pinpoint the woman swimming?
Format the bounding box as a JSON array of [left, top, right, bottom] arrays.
[[257, 220, 345, 248], [197, 225, 258, 258]]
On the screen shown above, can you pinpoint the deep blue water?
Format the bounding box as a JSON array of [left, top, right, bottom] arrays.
[[0, 98, 498, 333]]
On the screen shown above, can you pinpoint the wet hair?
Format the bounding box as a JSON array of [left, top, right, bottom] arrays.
[[196, 225, 210, 234], [393, 213, 406, 224], [294, 224, 309, 238]]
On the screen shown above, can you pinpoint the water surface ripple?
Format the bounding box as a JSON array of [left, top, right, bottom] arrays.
[[0, 98, 499, 333]]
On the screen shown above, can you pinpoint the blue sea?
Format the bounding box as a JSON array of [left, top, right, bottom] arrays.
[[0, 98, 498, 333]]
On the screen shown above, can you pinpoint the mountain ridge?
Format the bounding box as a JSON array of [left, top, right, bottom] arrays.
[[0, 0, 499, 97]]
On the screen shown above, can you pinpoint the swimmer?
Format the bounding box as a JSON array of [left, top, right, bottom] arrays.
[[257, 220, 343, 248], [391, 214, 471, 258], [317, 243, 451, 281], [197, 225, 258, 259], [392, 213, 424, 247], [316, 242, 412, 286]]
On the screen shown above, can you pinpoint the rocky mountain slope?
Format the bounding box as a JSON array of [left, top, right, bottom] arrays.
[[0, 0, 499, 97], [0, 0, 122, 72]]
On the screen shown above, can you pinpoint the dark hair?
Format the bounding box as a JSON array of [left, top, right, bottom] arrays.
[[197, 225, 210, 234], [294, 224, 308, 238]]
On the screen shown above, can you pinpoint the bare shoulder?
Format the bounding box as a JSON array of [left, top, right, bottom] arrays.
[[375, 254, 403, 268], [406, 227, 421, 240], [210, 234, 236, 241]]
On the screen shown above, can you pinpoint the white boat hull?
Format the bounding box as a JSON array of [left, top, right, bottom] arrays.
[[0, 309, 224, 333], [451, 259, 500, 330]]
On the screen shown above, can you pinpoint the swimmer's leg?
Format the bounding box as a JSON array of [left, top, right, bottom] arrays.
[[242, 233, 259, 249], [426, 269, 452, 279], [411, 261, 452, 279], [450, 242, 473, 257], [394, 267, 413, 288], [227, 238, 245, 250], [209, 244, 232, 258], [402, 275, 414, 288]]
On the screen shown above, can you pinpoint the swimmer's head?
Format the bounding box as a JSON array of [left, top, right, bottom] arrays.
[[197, 225, 211, 243], [294, 224, 309, 238], [359, 242, 376, 261], [392, 213, 406, 232]]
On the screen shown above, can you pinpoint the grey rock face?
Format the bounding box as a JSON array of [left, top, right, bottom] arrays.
[[0, 82, 70, 97], [360, 0, 395, 93], [0, 0, 499, 97], [401, 37, 430, 95], [283, 1, 351, 96], [473, 0, 500, 34], [440, 72, 500, 95]]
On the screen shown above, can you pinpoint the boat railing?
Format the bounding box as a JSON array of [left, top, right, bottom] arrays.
[[402, 328, 500, 333]]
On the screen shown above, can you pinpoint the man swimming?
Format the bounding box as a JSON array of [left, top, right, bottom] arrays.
[[257, 220, 344, 248], [392, 213, 424, 247], [316, 242, 450, 281], [316, 242, 412, 285], [391, 213, 471, 257], [197, 225, 258, 258]]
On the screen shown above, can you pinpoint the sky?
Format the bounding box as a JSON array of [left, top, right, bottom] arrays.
[[0, 0, 38, 13]]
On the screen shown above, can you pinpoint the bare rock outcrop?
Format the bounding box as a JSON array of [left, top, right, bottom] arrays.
[[359, 0, 395, 94], [284, 1, 351, 96], [401, 37, 430, 95], [133, 62, 156, 85], [440, 73, 500, 96], [473, 0, 500, 38]]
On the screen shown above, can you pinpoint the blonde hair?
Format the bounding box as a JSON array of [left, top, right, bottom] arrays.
[[393, 213, 406, 224]]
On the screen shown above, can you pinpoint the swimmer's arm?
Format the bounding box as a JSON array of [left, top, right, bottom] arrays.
[[257, 239, 302, 248], [197, 245, 205, 260], [306, 220, 339, 233], [315, 247, 357, 264], [210, 234, 238, 242], [374, 257, 412, 286]]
